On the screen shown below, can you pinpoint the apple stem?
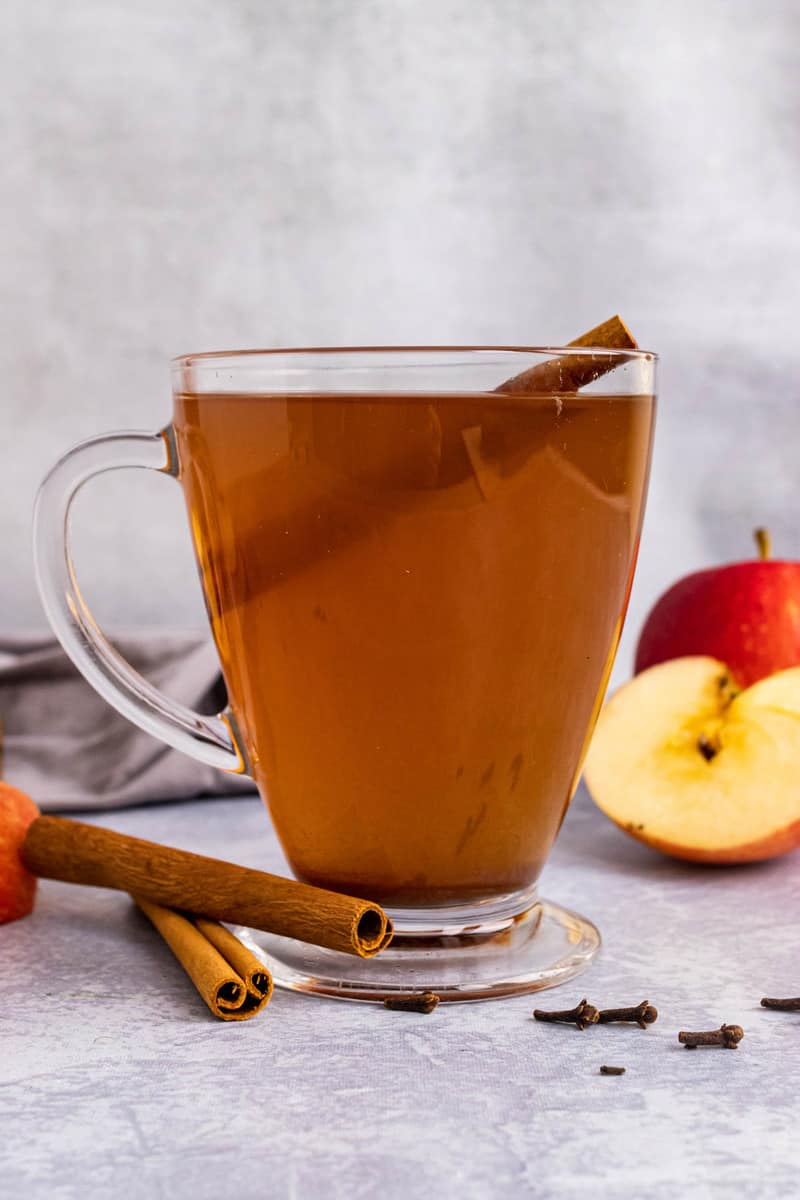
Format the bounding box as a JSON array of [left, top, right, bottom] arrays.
[[754, 527, 771, 560]]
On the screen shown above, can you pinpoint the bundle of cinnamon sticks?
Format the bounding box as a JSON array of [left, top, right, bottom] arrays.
[[135, 899, 274, 1021], [21, 815, 394, 1023]]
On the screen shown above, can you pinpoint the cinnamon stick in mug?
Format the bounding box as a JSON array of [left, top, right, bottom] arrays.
[[22, 815, 393, 957], [188, 314, 640, 612], [460, 315, 640, 494], [496, 314, 637, 396]]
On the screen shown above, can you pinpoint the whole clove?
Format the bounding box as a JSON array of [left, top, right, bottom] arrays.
[[760, 997, 800, 1012], [597, 1000, 658, 1028], [533, 998, 600, 1030], [678, 1024, 744, 1049], [384, 991, 440, 1014], [599, 1065, 626, 1076]]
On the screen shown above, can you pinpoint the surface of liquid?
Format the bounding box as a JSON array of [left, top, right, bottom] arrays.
[[173, 390, 655, 905]]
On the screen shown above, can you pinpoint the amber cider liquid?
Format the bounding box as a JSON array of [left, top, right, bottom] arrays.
[[173, 389, 654, 906]]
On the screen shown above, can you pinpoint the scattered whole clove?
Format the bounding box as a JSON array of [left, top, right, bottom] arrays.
[[384, 991, 440, 1014], [599, 1065, 626, 1076], [597, 1000, 658, 1028], [533, 998, 600, 1030], [760, 996, 800, 1012], [678, 1024, 744, 1050]]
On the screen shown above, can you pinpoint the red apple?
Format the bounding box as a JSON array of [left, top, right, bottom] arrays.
[[635, 529, 800, 688], [0, 783, 39, 924]]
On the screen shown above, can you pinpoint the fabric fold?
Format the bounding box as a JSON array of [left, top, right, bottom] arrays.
[[0, 632, 256, 810]]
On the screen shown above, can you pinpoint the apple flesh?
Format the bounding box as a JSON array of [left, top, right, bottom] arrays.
[[584, 657, 800, 863], [0, 783, 39, 923], [635, 531, 800, 688]]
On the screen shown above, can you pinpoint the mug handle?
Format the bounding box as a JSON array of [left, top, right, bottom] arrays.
[[32, 429, 246, 774]]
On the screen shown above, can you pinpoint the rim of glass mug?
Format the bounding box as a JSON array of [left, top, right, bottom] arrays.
[[172, 344, 657, 361], [171, 345, 656, 396]]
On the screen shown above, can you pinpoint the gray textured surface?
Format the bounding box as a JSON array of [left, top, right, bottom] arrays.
[[2, 789, 798, 1198], [3, 0, 800, 689]]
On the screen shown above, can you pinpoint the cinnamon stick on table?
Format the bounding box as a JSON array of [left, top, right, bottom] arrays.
[[22, 816, 393, 958], [135, 898, 273, 1021]]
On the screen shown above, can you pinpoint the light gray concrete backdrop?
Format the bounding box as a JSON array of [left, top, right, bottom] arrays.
[[2, 0, 798, 685]]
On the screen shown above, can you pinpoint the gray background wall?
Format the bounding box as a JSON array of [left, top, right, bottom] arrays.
[[3, 0, 798, 684]]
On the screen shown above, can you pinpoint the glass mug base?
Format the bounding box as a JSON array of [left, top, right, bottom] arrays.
[[236, 887, 601, 1003]]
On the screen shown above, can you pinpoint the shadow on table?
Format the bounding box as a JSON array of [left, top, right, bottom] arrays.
[[558, 782, 793, 885]]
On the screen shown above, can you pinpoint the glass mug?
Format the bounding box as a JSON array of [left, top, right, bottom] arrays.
[[34, 346, 656, 1000]]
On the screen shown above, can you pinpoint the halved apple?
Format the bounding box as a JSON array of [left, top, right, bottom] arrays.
[[584, 657, 800, 863]]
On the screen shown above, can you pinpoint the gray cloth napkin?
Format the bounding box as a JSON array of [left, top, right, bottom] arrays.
[[0, 633, 256, 811]]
